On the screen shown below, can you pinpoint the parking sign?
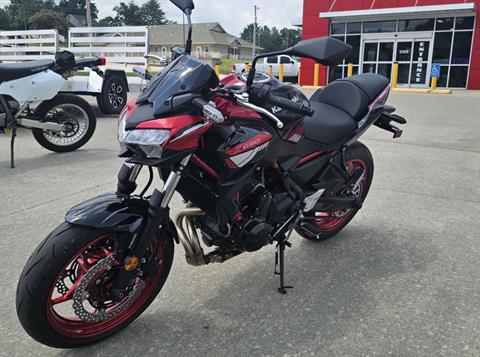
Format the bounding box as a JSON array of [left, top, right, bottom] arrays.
[[431, 63, 441, 78]]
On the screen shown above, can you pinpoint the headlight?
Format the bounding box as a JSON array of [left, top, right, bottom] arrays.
[[118, 112, 170, 158]]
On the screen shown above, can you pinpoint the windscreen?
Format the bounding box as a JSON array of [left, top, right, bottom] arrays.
[[137, 55, 217, 117]]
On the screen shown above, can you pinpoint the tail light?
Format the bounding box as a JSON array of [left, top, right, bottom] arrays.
[[232, 64, 236, 71], [98, 56, 106, 66]]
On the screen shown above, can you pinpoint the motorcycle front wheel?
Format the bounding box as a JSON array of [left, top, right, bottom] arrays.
[[16, 222, 174, 348], [32, 94, 96, 153]]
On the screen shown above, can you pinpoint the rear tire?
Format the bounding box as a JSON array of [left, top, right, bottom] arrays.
[[32, 94, 96, 153], [295, 141, 374, 241], [16, 223, 174, 348]]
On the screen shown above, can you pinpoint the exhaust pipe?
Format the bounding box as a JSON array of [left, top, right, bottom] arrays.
[[175, 206, 208, 266]]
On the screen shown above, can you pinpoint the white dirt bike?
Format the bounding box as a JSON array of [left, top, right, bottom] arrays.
[[0, 51, 105, 167]]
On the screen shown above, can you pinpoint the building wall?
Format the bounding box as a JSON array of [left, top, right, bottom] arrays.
[[301, 0, 480, 89]]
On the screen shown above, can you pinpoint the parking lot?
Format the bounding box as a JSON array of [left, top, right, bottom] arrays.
[[1, 90, 479, 356]]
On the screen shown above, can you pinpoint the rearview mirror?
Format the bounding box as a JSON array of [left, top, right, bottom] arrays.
[[170, 0, 194, 13], [289, 37, 352, 66]]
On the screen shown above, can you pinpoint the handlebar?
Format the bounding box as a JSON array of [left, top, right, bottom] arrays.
[[265, 92, 315, 117]]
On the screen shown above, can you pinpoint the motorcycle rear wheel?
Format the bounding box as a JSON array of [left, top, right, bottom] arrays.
[[32, 94, 96, 153], [16, 222, 174, 348], [295, 141, 374, 241]]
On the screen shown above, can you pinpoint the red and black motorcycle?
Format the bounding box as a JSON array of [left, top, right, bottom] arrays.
[[16, 0, 407, 348]]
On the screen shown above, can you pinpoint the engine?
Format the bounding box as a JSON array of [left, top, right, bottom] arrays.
[[0, 96, 19, 130], [197, 169, 298, 252]]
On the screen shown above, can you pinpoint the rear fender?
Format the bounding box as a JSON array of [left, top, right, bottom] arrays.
[[65, 192, 148, 233], [104, 69, 129, 92]]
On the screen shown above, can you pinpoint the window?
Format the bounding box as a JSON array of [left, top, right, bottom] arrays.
[[436, 17, 454, 31], [397, 64, 410, 84], [363, 20, 397, 33], [396, 42, 412, 62], [455, 17, 474, 30], [332, 35, 345, 43], [451, 32, 473, 64], [204, 46, 209, 52], [364, 43, 378, 62], [266, 57, 277, 64], [436, 66, 449, 87], [379, 42, 394, 61], [448, 66, 468, 87], [280, 56, 292, 64], [345, 35, 360, 64], [328, 65, 343, 83], [433, 32, 453, 64], [331, 23, 346, 35], [347, 22, 361, 34], [398, 18, 434, 32]]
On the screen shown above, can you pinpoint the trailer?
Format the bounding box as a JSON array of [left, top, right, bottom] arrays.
[[62, 68, 129, 115]]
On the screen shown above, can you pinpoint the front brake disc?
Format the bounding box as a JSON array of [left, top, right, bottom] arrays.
[[72, 256, 146, 323]]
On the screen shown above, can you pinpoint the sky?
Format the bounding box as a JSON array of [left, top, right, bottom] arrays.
[[0, 0, 304, 37]]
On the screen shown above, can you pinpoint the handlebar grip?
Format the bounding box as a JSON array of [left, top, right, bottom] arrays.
[[266, 93, 314, 117], [192, 97, 209, 110]]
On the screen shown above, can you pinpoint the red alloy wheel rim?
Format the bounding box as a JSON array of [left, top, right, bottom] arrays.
[[45, 234, 165, 338], [314, 159, 368, 231]]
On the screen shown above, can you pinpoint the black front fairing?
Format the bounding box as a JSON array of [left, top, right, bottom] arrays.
[[136, 55, 218, 118]]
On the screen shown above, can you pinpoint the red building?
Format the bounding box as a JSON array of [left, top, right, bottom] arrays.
[[301, 1, 479, 89]]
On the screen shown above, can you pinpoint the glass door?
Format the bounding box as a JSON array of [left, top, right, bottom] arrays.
[[410, 40, 430, 87], [361, 36, 433, 88], [362, 41, 394, 81]]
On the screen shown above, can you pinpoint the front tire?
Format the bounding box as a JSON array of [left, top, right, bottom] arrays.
[[16, 223, 174, 348], [295, 141, 374, 241], [32, 94, 96, 153]]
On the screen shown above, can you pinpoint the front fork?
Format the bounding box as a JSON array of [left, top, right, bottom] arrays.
[[112, 155, 191, 298]]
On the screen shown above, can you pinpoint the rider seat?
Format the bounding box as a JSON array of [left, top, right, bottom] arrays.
[[304, 73, 389, 145], [0, 59, 55, 83]]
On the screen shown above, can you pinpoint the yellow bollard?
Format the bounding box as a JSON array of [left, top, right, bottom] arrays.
[[314, 63, 320, 87], [279, 63, 284, 82], [245, 63, 250, 72], [215, 64, 220, 77], [297, 67, 301, 85], [392, 63, 399, 89], [347, 63, 353, 77], [268, 65, 273, 76], [431, 76, 438, 91]]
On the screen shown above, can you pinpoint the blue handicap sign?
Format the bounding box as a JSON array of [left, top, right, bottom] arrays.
[[431, 63, 441, 78]]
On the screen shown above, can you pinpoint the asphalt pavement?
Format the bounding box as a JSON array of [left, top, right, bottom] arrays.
[[0, 90, 479, 356]]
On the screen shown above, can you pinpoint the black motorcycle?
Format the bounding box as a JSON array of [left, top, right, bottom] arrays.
[[16, 0, 406, 348]]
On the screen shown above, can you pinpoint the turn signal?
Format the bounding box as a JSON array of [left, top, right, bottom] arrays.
[[123, 256, 139, 271]]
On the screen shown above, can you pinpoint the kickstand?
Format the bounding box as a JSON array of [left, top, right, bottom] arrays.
[[10, 125, 17, 169], [274, 238, 293, 294]]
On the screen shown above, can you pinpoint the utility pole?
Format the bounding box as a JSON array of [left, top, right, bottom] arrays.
[[252, 5, 259, 60], [86, 0, 92, 27]]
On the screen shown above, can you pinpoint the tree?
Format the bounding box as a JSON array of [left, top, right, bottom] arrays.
[[6, 0, 46, 30], [97, 16, 121, 27], [141, 0, 167, 25], [241, 23, 303, 52], [0, 8, 10, 30], [112, 1, 142, 26], [98, 0, 169, 26], [280, 28, 302, 48], [29, 9, 66, 35], [57, 0, 98, 22]]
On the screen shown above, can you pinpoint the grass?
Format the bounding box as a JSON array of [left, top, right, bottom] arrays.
[[219, 59, 239, 74]]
